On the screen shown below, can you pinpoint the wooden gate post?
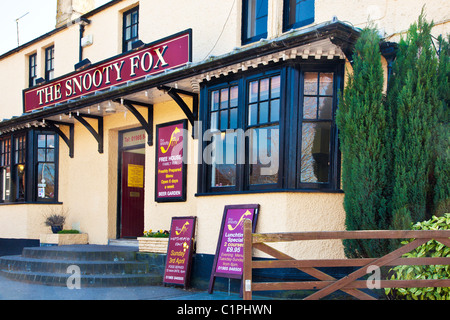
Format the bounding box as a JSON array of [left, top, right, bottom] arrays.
[[243, 219, 253, 300]]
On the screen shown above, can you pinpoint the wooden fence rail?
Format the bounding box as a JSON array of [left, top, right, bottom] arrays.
[[242, 219, 450, 300]]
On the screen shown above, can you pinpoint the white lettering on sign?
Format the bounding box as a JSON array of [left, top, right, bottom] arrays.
[[123, 129, 146, 148]]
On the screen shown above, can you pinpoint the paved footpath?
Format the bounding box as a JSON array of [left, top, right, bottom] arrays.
[[0, 274, 245, 300]]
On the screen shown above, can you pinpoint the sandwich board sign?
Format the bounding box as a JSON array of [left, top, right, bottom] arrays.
[[163, 216, 196, 288], [208, 204, 259, 294]]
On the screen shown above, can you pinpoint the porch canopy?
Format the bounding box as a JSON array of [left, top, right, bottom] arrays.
[[0, 20, 362, 158]]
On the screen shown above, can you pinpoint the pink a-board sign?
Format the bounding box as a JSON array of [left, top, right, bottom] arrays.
[[163, 216, 196, 288], [208, 204, 259, 294]]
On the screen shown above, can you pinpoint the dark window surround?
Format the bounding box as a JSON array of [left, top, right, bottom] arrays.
[[0, 130, 59, 204], [29, 53, 37, 87], [197, 59, 344, 196], [45, 46, 55, 81], [242, 0, 269, 45], [283, 0, 315, 32], [122, 6, 139, 52]]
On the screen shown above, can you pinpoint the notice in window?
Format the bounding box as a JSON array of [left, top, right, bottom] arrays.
[[128, 164, 144, 188]]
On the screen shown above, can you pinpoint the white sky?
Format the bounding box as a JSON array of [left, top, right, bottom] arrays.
[[0, 0, 111, 55]]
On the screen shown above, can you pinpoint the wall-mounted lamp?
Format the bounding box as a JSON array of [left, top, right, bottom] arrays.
[[131, 39, 145, 50], [105, 101, 116, 114], [74, 58, 91, 71], [35, 77, 46, 85]]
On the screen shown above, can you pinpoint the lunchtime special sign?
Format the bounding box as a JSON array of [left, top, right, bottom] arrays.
[[163, 216, 196, 288], [155, 119, 187, 202], [23, 29, 192, 113], [208, 204, 260, 294]]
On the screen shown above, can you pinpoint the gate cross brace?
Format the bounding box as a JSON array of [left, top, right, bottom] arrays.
[[73, 113, 104, 154], [44, 120, 74, 158], [115, 99, 153, 146], [158, 85, 198, 138]]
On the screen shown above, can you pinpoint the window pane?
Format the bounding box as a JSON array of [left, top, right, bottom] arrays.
[[16, 164, 25, 201], [249, 103, 258, 125], [319, 73, 334, 95], [38, 135, 46, 148], [1, 167, 11, 201], [304, 72, 318, 95], [230, 108, 238, 129], [301, 122, 331, 183], [271, 76, 281, 98], [319, 97, 333, 119], [287, 0, 315, 29], [230, 86, 239, 107], [303, 97, 317, 119], [211, 91, 220, 111], [270, 99, 280, 122], [220, 110, 228, 130], [259, 101, 269, 123], [210, 133, 236, 187], [254, 0, 268, 36], [249, 81, 259, 103], [210, 111, 218, 131], [220, 88, 229, 109], [38, 149, 46, 162], [248, 125, 279, 185], [246, 0, 268, 39], [47, 135, 55, 148], [260, 78, 269, 101], [132, 11, 138, 24], [46, 149, 55, 162], [37, 163, 55, 199]]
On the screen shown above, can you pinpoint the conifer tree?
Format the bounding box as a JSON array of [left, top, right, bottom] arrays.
[[336, 27, 389, 258], [433, 35, 449, 216], [389, 14, 442, 229]]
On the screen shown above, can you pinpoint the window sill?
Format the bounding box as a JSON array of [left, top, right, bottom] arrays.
[[195, 188, 343, 197]]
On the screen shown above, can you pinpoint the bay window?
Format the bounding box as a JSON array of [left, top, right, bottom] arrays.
[[0, 130, 58, 203], [198, 61, 343, 195]]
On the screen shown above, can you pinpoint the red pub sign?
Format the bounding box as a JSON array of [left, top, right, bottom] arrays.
[[23, 29, 192, 113]]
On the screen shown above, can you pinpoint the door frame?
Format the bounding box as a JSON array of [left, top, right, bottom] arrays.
[[116, 127, 146, 239]]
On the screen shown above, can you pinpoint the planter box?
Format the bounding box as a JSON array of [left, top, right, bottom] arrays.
[[138, 237, 169, 253], [40, 233, 88, 246]]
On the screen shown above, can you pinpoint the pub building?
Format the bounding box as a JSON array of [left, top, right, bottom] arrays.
[[0, 0, 447, 292]]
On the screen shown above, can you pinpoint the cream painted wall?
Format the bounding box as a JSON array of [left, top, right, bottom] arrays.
[[81, 0, 241, 64], [314, 0, 449, 40]]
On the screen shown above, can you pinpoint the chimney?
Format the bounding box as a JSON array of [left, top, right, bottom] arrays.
[[56, 0, 95, 28]]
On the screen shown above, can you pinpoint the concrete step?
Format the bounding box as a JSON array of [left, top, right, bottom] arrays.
[[0, 255, 150, 275], [0, 269, 162, 287], [0, 244, 163, 287], [108, 239, 139, 248], [22, 245, 138, 261]]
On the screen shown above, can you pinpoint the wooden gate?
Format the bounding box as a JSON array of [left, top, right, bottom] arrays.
[[242, 219, 450, 300]]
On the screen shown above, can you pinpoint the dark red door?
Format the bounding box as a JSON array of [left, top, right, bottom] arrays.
[[120, 151, 145, 238]]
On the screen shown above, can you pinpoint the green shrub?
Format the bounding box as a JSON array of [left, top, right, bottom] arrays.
[[143, 229, 169, 238], [57, 229, 80, 234], [386, 213, 450, 300]]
